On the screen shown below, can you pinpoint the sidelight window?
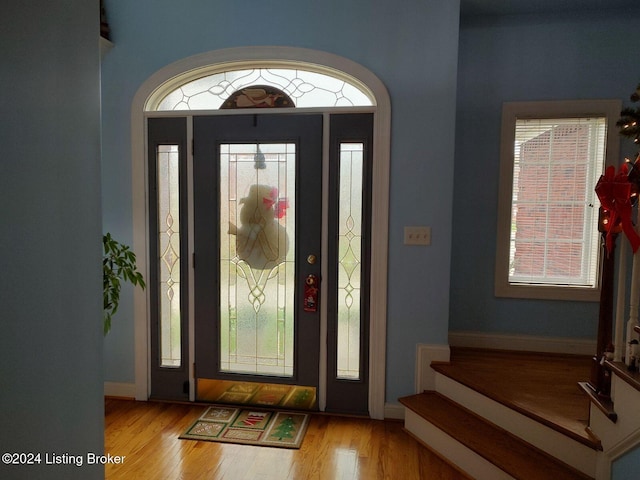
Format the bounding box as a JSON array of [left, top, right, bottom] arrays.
[[157, 144, 182, 367], [337, 143, 364, 380]]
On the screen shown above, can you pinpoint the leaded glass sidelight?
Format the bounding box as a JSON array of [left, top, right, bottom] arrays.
[[220, 143, 296, 376], [157, 145, 181, 367], [337, 143, 364, 380]]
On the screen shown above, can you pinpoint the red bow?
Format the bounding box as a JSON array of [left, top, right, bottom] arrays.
[[595, 164, 640, 255], [262, 187, 289, 219]]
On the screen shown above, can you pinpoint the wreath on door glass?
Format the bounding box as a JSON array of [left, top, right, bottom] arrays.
[[228, 184, 290, 313]]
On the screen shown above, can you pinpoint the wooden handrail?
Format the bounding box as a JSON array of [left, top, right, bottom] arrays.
[[604, 360, 640, 393]]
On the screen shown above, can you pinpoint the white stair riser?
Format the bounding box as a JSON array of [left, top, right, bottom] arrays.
[[589, 374, 640, 480], [404, 408, 515, 480], [435, 372, 596, 477]]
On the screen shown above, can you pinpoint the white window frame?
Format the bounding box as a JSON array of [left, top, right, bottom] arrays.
[[495, 99, 621, 301]]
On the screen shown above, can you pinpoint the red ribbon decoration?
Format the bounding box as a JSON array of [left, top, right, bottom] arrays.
[[595, 163, 640, 255], [262, 187, 289, 219]]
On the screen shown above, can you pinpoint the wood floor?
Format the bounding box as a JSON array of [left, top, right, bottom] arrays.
[[105, 348, 595, 479], [104, 398, 471, 480]]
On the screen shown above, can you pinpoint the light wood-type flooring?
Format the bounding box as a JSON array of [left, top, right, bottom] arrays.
[[105, 348, 595, 479], [104, 398, 471, 480]]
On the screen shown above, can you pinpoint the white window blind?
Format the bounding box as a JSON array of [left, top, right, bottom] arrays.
[[509, 117, 606, 288]]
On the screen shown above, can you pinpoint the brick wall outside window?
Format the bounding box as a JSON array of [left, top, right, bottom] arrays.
[[513, 124, 590, 280]]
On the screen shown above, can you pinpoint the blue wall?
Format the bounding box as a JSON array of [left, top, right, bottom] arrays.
[[612, 444, 640, 480], [101, 0, 461, 403], [102, 1, 640, 404], [451, 9, 640, 339], [0, 2, 104, 479]]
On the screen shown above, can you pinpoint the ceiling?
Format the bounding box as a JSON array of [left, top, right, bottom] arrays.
[[460, 0, 638, 16]]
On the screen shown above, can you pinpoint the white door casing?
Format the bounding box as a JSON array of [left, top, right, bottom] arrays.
[[130, 46, 390, 419]]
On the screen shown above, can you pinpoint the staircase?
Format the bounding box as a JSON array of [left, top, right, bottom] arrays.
[[399, 347, 640, 480]]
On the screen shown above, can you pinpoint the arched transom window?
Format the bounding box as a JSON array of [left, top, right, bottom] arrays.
[[149, 66, 375, 111]]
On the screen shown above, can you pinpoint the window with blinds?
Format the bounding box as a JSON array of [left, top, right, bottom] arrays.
[[495, 100, 621, 301], [510, 118, 605, 287]]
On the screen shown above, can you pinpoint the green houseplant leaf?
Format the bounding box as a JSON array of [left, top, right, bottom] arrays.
[[103, 232, 146, 335]]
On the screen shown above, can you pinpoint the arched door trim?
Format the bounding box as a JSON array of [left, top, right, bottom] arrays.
[[130, 46, 390, 419]]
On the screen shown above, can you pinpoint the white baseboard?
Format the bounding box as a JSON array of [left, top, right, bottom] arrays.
[[449, 331, 596, 356], [415, 344, 451, 393], [384, 402, 405, 420], [104, 381, 136, 398]]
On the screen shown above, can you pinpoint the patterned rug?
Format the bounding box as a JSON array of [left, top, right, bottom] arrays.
[[180, 405, 310, 449]]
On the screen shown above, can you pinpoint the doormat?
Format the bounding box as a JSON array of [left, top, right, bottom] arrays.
[[180, 405, 310, 449]]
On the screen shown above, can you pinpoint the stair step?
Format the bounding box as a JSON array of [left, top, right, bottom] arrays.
[[430, 349, 600, 450], [400, 392, 593, 480]]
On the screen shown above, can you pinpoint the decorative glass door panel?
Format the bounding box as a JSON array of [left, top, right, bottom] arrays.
[[219, 143, 296, 376], [326, 113, 372, 415], [337, 143, 364, 380], [194, 114, 322, 391], [147, 116, 189, 401], [157, 144, 182, 368]]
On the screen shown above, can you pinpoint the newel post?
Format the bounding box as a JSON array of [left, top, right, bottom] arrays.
[[590, 218, 617, 398]]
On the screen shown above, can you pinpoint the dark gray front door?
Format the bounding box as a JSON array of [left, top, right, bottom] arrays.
[[193, 114, 323, 391]]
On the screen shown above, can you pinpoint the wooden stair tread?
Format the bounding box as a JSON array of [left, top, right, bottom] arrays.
[[400, 392, 593, 480], [431, 348, 599, 449]]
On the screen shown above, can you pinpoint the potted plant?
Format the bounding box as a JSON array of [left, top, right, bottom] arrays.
[[103, 233, 145, 335]]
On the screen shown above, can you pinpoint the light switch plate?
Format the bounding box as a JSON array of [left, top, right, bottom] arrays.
[[404, 226, 431, 245]]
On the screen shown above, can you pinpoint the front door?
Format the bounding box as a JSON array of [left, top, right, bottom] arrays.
[[147, 113, 372, 414], [193, 114, 323, 404]]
